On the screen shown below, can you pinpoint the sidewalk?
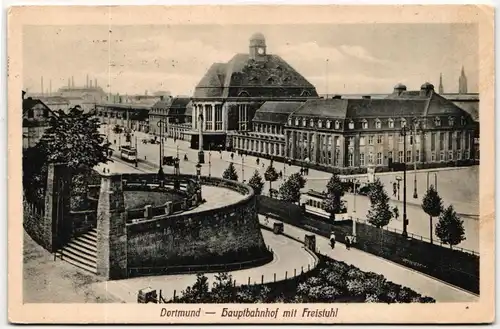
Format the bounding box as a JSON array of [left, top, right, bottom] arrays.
[[258, 215, 477, 302]]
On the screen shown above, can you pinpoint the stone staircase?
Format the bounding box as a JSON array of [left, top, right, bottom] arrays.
[[57, 228, 98, 274]]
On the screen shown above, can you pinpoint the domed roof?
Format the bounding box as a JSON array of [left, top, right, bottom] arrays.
[[250, 32, 265, 42], [394, 83, 407, 89], [421, 82, 434, 89]]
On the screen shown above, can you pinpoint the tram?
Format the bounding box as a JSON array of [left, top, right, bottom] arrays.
[[302, 189, 349, 221], [120, 145, 137, 162]]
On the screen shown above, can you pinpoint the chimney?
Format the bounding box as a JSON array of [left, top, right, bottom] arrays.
[[86, 74, 89, 87], [420, 82, 434, 97], [362, 95, 371, 99], [393, 83, 407, 96]]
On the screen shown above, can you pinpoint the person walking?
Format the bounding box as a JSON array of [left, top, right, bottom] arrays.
[[345, 235, 352, 250], [329, 232, 336, 249]]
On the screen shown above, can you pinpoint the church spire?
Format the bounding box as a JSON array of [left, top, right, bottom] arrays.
[[439, 73, 444, 94], [459, 65, 468, 94]]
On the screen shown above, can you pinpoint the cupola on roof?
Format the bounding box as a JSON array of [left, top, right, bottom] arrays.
[[250, 32, 266, 47]]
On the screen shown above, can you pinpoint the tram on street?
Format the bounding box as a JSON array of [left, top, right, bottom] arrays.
[[120, 145, 137, 162], [302, 189, 349, 221]]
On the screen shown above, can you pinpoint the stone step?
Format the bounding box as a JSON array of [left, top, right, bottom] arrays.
[[61, 254, 98, 274], [70, 238, 97, 253], [65, 242, 97, 261], [61, 245, 97, 267], [76, 234, 97, 246]]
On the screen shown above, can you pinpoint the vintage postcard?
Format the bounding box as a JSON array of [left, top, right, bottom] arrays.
[[8, 5, 494, 324]]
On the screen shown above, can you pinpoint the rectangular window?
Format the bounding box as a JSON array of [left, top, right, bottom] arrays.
[[398, 151, 404, 163], [440, 151, 445, 161], [431, 152, 436, 162], [377, 135, 383, 144], [359, 136, 366, 146], [448, 132, 453, 150], [238, 104, 248, 131], [431, 133, 436, 151], [457, 131, 462, 149], [406, 150, 412, 163], [448, 151, 453, 160], [215, 104, 223, 130], [368, 152, 374, 164], [368, 135, 374, 145], [439, 133, 444, 150], [376, 152, 382, 165], [205, 105, 213, 130], [415, 150, 420, 162], [359, 153, 365, 166]]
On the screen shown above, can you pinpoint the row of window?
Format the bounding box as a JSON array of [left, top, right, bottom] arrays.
[[192, 104, 224, 131], [253, 123, 283, 135], [288, 116, 467, 130], [235, 137, 284, 156], [347, 149, 471, 167]]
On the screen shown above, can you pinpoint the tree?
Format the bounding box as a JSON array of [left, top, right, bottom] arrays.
[[248, 170, 264, 195], [278, 173, 306, 204], [39, 107, 111, 170], [366, 179, 391, 229], [211, 272, 236, 303], [222, 162, 239, 181], [264, 164, 279, 193], [435, 205, 466, 249], [112, 124, 123, 134], [421, 185, 443, 244], [323, 173, 345, 220], [179, 273, 211, 303]]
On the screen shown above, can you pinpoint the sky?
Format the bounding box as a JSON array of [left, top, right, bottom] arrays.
[[23, 23, 478, 96]]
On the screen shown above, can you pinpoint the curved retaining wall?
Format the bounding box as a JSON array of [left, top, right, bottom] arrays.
[[96, 173, 271, 279]]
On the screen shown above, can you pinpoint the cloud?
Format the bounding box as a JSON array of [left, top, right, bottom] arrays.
[[339, 45, 388, 64]]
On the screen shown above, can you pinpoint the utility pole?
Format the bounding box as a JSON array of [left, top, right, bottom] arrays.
[[400, 124, 410, 238]]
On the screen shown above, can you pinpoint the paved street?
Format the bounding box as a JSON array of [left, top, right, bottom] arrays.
[[90, 229, 317, 303], [101, 126, 479, 253], [259, 215, 478, 303]]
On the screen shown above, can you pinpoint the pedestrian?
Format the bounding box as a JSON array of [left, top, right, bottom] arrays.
[[231, 153, 234, 160], [279, 170, 283, 179], [262, 162, 265, 168], [329, 232, 336, 249], [345, 235, 351, 250], [256, 158, 260, 165], [392, 182, 397, 197], [264, 215, 269, 225]]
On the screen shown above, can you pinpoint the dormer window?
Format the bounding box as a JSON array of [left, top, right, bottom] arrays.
[[326, 120, 331, 129], [309, 119, 314, 127], [461, 116, 466, 126], [295, 118, 299, 126], [302, 119, 307, 127], [361, 119, 368, 129], [435, 117, 441, 127], [388, 118, 394, 128], [401, 118, 407, 127], [448, 116, 455, 126], [318, 120, 323, 128], [348, 121, 354, 129], [288, 118, 292, 126], [301, 90, 311, 97], [334, 120, 340, 129], [375, 119, 382, 129]]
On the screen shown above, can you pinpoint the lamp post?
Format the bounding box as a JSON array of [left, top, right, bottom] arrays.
[[174, 157, 180, 190], [196, 163, 202, 180], [134, 135, 138, 168], [198, 114, 205, 164], [395, 176, 402, 201], [157, 119, 167, 179], [400, 125, 410, 238], [412, 118, 420, 199], [283, 157, 287, 178], [208, 146, 212, 178], [241, 154, 245, 181]]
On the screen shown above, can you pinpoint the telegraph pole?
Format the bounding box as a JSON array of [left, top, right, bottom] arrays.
[[400, 125, 410, 238]]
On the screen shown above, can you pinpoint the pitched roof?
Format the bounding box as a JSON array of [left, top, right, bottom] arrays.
[[193, 54, 318, 99], [151, 97, 192, 116], [22, 97, 51, 115], [291, 90, 473, 120], [252, 101, 303, 124]]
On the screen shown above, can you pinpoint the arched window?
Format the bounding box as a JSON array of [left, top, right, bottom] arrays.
[[461, 116, 466, 126], [361, 119, 368, 129], [375, 119, 381, 129], [302, 118, 307, 127], [348, 121, 354, 129], [288, 118, 292, 126], [401, 118, 407, 127], [448, 116, 455, 126], [295, 118, 299, 126], [301, 90, 311, 97], [318, 120, 323, 128], [388, 118, 394, 128], [435, 117, 441, 127], [309, 119, 314, 127], [335, 120, 340, 129], [326, 120, 331, 129], [238, 91, 250, 97]]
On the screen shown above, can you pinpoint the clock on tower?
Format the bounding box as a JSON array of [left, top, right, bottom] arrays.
[[257, 47, 265, 55], [249, 32, 267, 61]]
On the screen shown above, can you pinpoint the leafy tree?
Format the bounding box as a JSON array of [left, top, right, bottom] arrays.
[[222, 162, 239, 181], [392, 206, 399, 221], [435, 205, 466, 249], [323, 173, 345, 220], [366, 179, 391, 229], [211, 272, 236, 303], [248, 170, 264, 195], [39, 107, 111, 170], [264, 164, 279, 193], [421, 185, 443, 244], [112, 124, 123, 134], [179, 273, 211, 303], [278, 173, 306, 204]]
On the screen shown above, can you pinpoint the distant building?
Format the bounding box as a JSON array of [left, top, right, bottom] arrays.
[[282, 82, 478, 169], [149, 96, 192, 141], [459, 66, 468, 94], [189, 32, 319, 150], [95, 103, 151, 133], [37, 96, 71, 113], [22, 92, 57, 149]]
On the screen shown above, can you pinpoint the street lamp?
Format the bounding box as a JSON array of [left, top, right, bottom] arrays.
[[134, 135, 138, 168], [395, 176, 402, 201], [241, 154, 245, 181], [174, 157, 180, 190], [399, 125, 410, 238], [208, 148, 212, 178], [411, 117, 421, 199], [157, 119, 168, 175]]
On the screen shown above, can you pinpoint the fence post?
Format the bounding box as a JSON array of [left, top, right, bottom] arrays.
[[261, 275, 264, 284], [173, 290, 176, 301], [294, 268, 296, 276], [274, 273, 276, 282], [285, 271, 287, 280], [248, 277, 250, 285]]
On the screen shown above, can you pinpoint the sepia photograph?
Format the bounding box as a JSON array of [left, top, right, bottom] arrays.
[[8, 4, 494, 324]]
